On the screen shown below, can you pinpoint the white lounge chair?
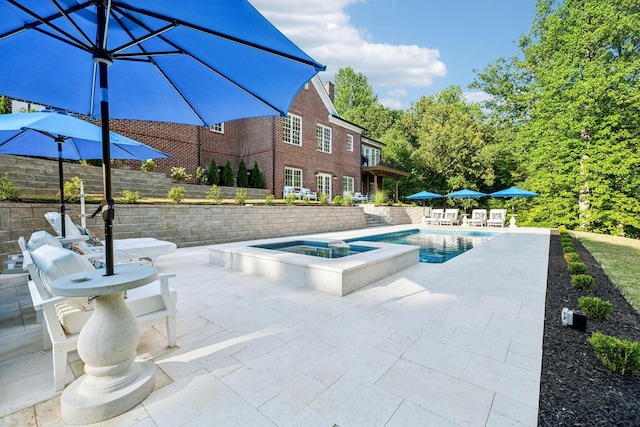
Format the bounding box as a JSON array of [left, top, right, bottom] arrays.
[[19, 235, 177, 391], [45, 212, 176, 266], [439, 209, 460, 226], [424, 208, 444, 226], [299, 188, 317, 201], [467, 209, 487, 227], [487, 209, 507, 227]]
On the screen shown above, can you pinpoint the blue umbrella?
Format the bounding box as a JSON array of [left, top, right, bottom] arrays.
[[0, 110, 171, 237], [407, 190, 442, 215], [445, 188, 487, 213], [490, 186, 539, 219], [0, 1, 325, 274]]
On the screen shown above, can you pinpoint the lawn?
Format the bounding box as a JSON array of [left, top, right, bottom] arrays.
[[574, 230, 640, 312]]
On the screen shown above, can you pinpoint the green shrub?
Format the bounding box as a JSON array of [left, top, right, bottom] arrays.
[[221, 160, 234, 186], [333, 195, 343, 206], [319, 193, 329, 205], [0, 173, 21, 201], [579, 296, 613, 320], [250, 161, 264, 188], [588, 332, 640, 376], [557, 225, 567, 234], [236, 159, 248, 187], [562, 242, 575, 253], [572, 274, 596, 290], [63, 176, 82, 201], [207, 157, 219, 185], [285, 193, 297, 206], [374, 191, 386, 206], [302, 195, 310, 205], [140, 159, 156, 172], [564, 252, 580, 263], [264, 194, 275, 206], [170, 167, 191, 183], [567, 262, 587, 275], [120, 190, 140, 203], [168, 186, 186, 203], [194, 166, 208, 185], [206, 185, 222, 204], [234, 188, 247, 205], [343, 193, 352, 206]]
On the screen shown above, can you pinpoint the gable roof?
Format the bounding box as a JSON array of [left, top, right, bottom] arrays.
[[310, 76, 365, 135]]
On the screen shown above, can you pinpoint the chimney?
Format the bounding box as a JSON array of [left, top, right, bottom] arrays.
[[324, 81, 335, 102]]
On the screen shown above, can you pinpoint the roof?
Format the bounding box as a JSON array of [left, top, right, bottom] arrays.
[[362, 165, 409, 179]]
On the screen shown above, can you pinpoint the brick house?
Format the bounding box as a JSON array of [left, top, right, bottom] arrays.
[[9, 76, 407, 199]]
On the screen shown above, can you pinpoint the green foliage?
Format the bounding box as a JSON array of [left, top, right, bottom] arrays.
[[564, 252, 580, 263], [234, 188, 247, 205], [332, 195, 343, 206], [579, 296, 613, 320], [250, 161, 264, 188], [207, 157, 219, 186], [0, 96, 9, 114], [194, 166, 208, 185], [567, 262, 587, 275], [140, 159, 156, 172], [558, 226, 568, 234], [221, 160, 234, 186], [374, 191, 386, 206], [572, 274, 596, 291], [285, 193, 297, 206], [588, 332, 640, 376], [562, 242, 575, 253], [63, 176, 82, 201], [319, 193, 329, 205], [302, 195, 310, 205], [0, 173, 20, 200], [119, 190, 140, 204], [206, 185, 222, 204], [264, 194, 275, 206], [170, 167, 191, 183], [343, 193, 352, 206], [168, 186, 186, 204], [236, 159, 248, 187]]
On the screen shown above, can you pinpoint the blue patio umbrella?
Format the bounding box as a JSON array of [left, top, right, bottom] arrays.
[[0, 0, 325, 274], [407, 190, 442, 215], [0, 110, 171, 237], [490, 186, 539, 225], [445, 188, 487, 213]]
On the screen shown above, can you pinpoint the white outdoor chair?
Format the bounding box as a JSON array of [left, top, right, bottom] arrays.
[[487, 209, 507, 227], [467, 209, 487, 227]]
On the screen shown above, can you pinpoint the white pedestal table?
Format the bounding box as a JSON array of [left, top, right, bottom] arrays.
[[51, 264, 158, 424]]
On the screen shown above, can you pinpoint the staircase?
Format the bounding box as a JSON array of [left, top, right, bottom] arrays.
[[364, 213, 389, 227], [0, 155, 269, 200]]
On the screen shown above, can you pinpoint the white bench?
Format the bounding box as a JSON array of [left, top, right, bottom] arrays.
[[19, 235, 177, 391]]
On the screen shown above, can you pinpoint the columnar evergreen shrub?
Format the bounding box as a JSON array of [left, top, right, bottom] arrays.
[[221, 160, 234, 186], [578, 296, 613, 320], [207, 157, 219, 185], [250, 161, 264, 188], [236, 159, 248, 187], [588, 332, 640, 376]]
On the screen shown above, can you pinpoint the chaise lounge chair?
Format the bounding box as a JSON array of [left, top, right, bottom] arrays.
[[19, 234, 177, 391], [486, 209, 507, 227], [424, 208, 444, 226], [467, 209, 487, 227], [45, 212, 177, 266], [438, 209, 460, 226]]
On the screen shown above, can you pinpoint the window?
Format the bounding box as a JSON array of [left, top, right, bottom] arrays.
[[343, 176, 354, 194], [346, 134, 353, 152], [285, 167, 302, 188], [283, 114, 302, 146], [361, 146, 381, 166], [317, 173, 332, 198], [316, 124, 332, 153], [209, 123, 224, 133]]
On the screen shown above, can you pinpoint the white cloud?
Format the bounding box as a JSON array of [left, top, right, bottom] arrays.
[[251, 0, 447, 108]]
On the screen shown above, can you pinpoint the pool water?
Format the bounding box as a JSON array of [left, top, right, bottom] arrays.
[[253, 240, 376, 258], [348, 229, 497, 263]]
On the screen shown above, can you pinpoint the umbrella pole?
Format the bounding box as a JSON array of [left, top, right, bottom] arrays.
[[97, 4, 115, 275], [57, 139, 66, 238]]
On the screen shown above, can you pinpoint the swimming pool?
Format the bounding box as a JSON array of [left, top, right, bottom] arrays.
[[347, 229, 497, 263], [252, 240, 376, 258]]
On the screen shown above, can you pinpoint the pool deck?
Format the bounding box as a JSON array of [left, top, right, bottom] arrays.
[[0, 225, 549, 426]]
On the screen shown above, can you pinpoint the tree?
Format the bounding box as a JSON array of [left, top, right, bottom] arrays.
[[236, 158, 248, 187], [0, 96, 9, 114], [250, 161, 264, 188], [207, 156, 219, 186], [221, 160, 234, 186]]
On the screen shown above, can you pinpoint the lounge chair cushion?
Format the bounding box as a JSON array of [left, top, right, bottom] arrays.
[[27, 230, 63, 251]]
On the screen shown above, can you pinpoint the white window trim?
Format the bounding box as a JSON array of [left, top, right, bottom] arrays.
[[343, 176, 354, 194], [283, 114, 302, 146], [209, 123, 224, 134], [285, 167, 303, 188], [317, 124, 332, 153], [347, 134, 354, 152]]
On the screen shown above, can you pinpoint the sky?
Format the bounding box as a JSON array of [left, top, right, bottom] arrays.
[[251, 0, 538, 110]]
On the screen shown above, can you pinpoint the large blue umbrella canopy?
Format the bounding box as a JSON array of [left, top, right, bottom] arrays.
[[0, 1, 325, 274], [407, 190, 443, 200], [0, 110, 171, 237], [445, 189, 487, 198], [490, 186, 539, 214]]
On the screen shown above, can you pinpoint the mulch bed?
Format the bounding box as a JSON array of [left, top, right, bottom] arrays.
[[539, 231, 640, 426]]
